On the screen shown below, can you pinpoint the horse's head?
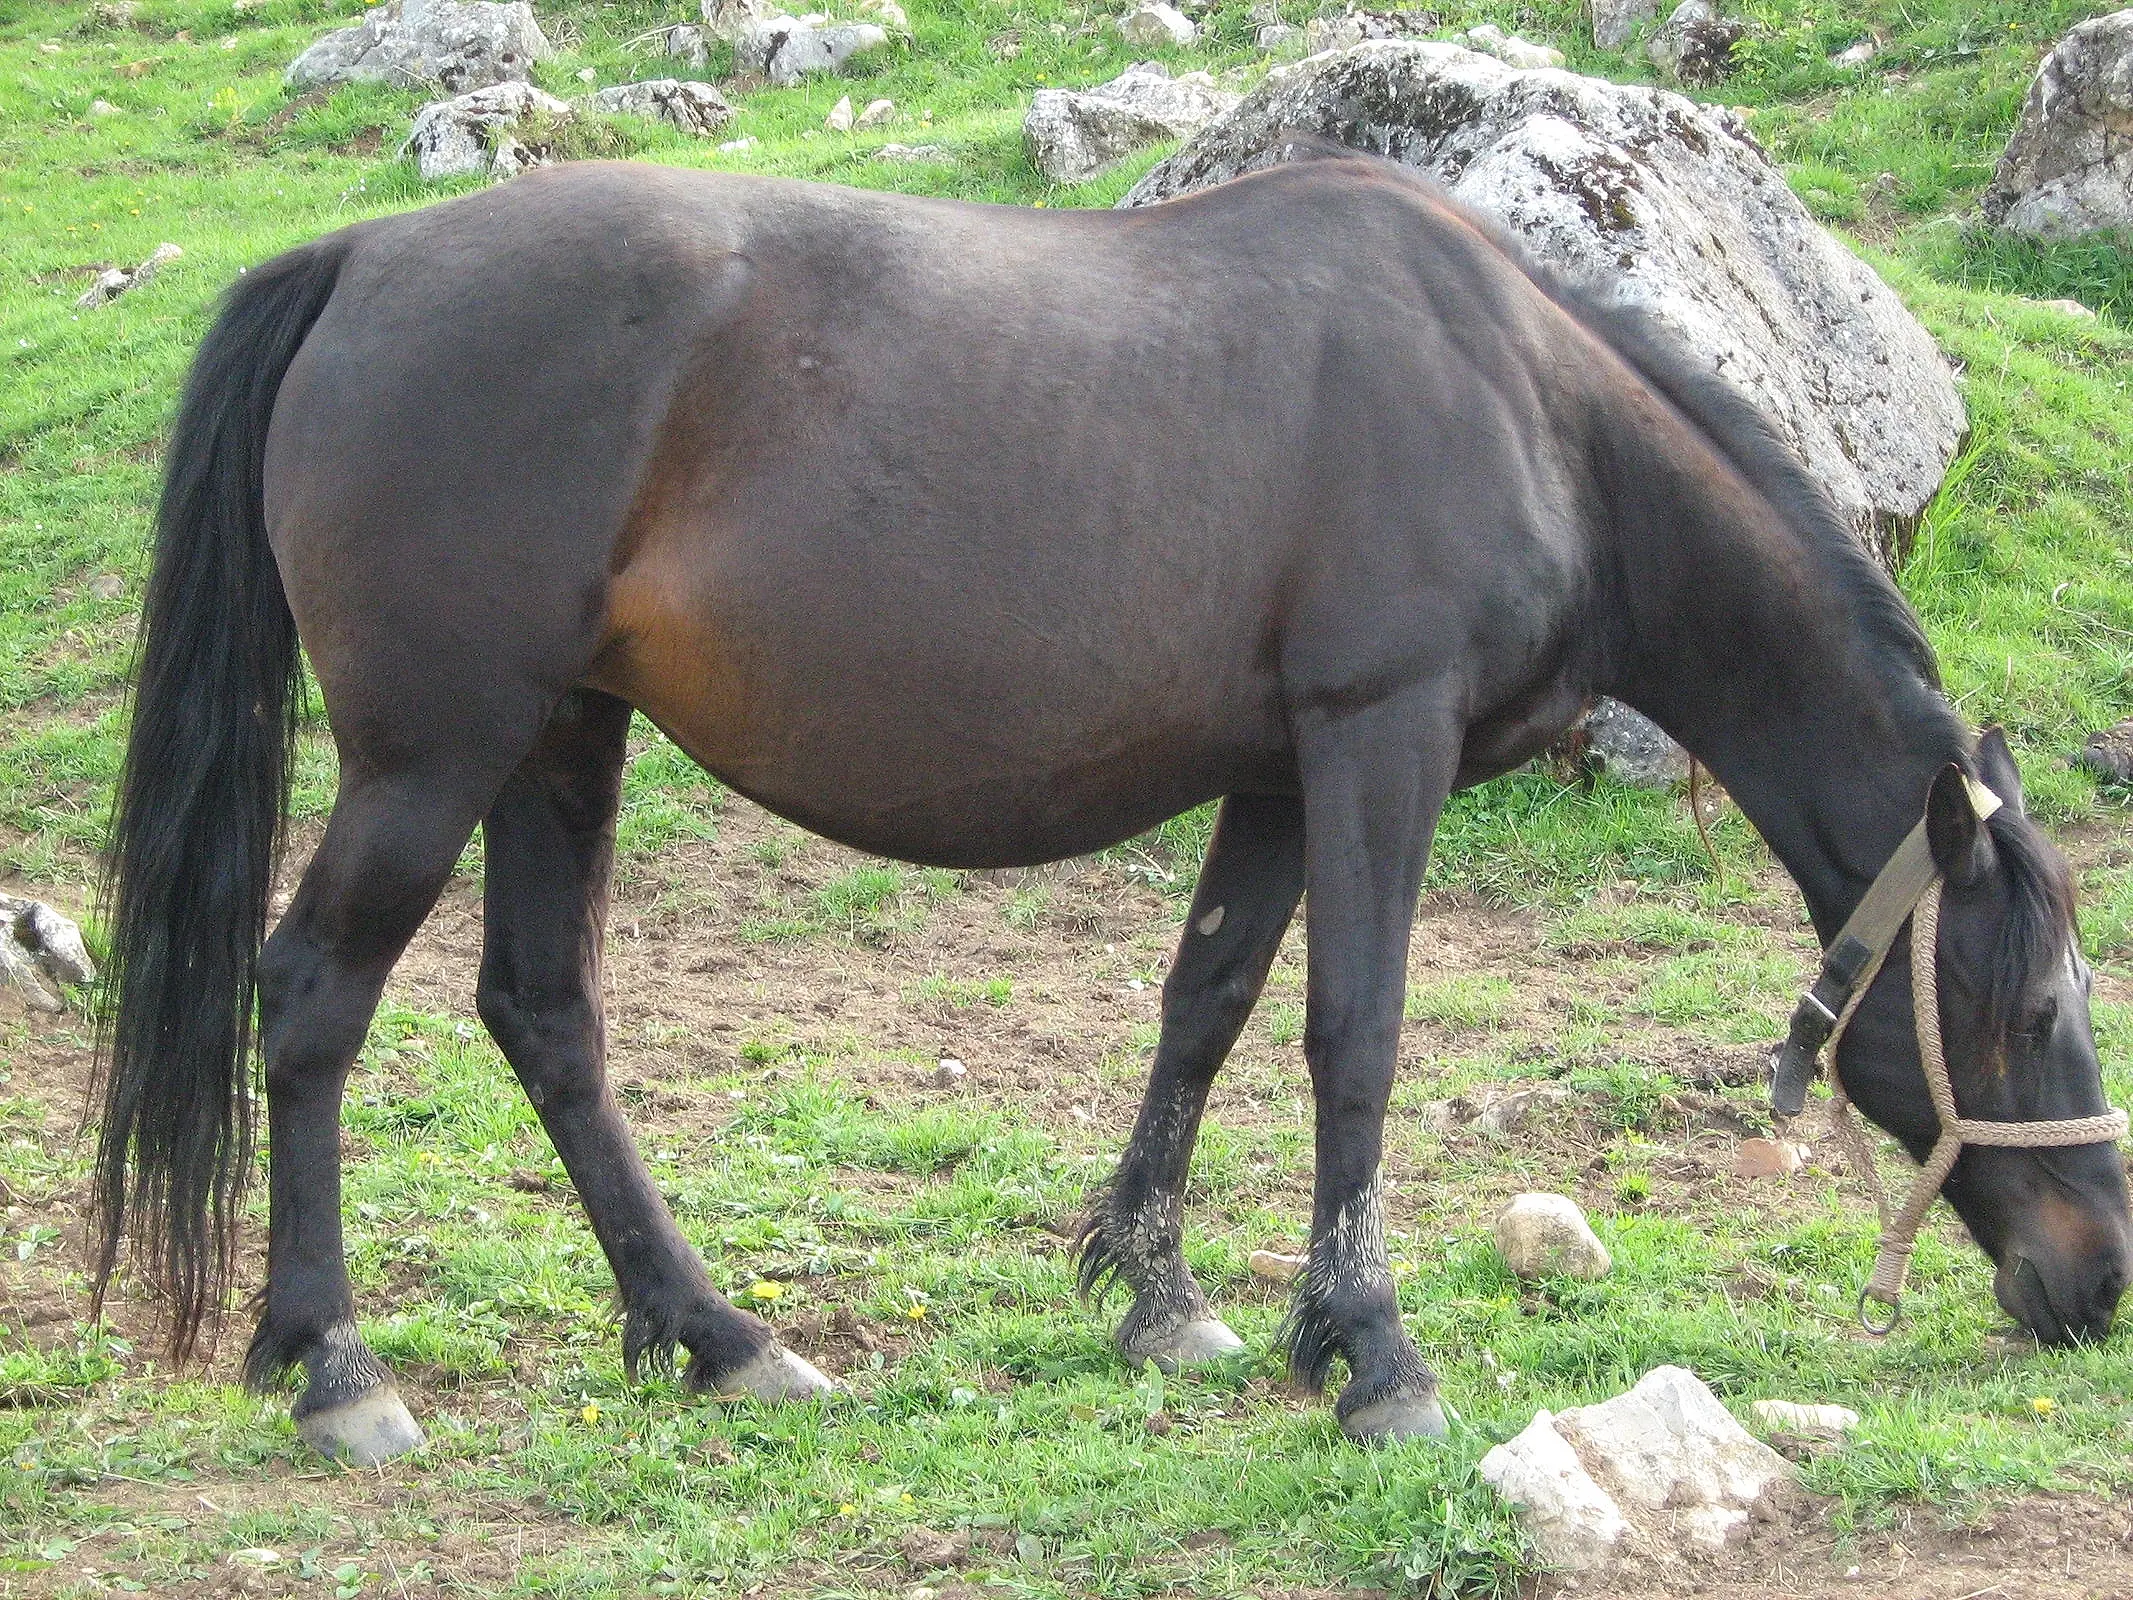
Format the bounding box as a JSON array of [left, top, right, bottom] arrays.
[[1837, 729, 2132, 1345]]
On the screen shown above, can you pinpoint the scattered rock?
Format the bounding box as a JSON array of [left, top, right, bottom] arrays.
[[1257, 23, 1300, 51], [1583, 698, 1687, 789], [587, 79, 734, 136], [856, 95, 896, 126], [1118, 2, 1196, 49], [932, 1056, 967, 1087], [1985, 11, 2133, 240], [719, 134, 759, 152], [661, 23, 710, 71], [1248, 1248, 1306, 1282], [90, 0, 140, 27], [286, 0, 551, 93], [1591, 0, 1655, 51], [876, 141, 945, 160], [899, 1527, 972, 1569], [826, 93, 855, 130], [1731, 1137, 1805, 1180], [86, 573, 125, 601], [0, 896, 96, 1015], [2032, 296, 2099, 319], [1125, 45, 1966, 565], [1645, 0, 1746, 85], [1494, 1193, 1611, 1281], [1481, 1366, 1795, 1571], [403, 81, 572, 181], [1024, 61, 1239, 183], [507, 1167, 553, 1193], [75, 241, 181, 309], [89, 98, 123, 116], [701, 0, 768, 40], [2076, 718, 2133, 785], [1474, 1084, 1571, 1136], [1461, 24, 1564, 70], [1301, 5, 1433, 53], [856, 0, 909, 31], [1828, 34, 1878, 67], [732, 14, 891, 87]]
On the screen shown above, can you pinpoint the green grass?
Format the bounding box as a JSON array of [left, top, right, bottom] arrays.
[[8, 0, 2133, 1592]]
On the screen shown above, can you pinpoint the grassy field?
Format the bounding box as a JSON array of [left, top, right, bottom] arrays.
[[5, 0, 2133, 1594]]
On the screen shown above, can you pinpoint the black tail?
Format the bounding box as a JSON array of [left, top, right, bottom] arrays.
[[92, 239, 349, 1362]]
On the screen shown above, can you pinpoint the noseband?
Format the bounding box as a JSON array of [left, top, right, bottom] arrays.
[[1769, 777, 2129, 1332]]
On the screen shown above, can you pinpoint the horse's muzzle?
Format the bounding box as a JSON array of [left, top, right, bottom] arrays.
[[1995, 1247, 2128, 1346]]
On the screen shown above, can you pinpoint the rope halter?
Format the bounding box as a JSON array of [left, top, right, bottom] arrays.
[[1768, 775, 2129, 1333]]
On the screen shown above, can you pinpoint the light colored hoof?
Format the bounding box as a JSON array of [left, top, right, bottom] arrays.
[[1135, 1317, 1247, 1373], [296, 1387, 425, 1467], [1341, 1390, 1450, 1443], [712, 1343, 836, 1402]]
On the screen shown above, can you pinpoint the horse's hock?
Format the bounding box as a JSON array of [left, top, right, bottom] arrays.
[[1125, 42, 1967, 570]]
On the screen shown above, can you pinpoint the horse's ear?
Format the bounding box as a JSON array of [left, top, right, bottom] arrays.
[[1927, 761, 1996, 887], [1975, 726, 2025, 815]]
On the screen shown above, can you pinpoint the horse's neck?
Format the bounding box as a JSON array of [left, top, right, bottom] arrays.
[[1600, 411, 1968, 942]]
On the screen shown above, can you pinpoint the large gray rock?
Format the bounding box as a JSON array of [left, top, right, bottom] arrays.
[[701, 0, 768, 40], [1584, 698, 1688, 788], [733, 13, 890, 86], [1984, 11, 2133, 240], [1481, 1366, 1795, 1571], [1118, 2, 1195, 49], [403, 81, 572, 181], [587, 79, 734, 137], [286, 0, 550, 92], [1591, 0, 1656, 51], [1124, 44, 1966, 565], [1024, 62, 1239, 184]]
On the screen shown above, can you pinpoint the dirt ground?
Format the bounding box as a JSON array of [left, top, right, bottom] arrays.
[[3, 793, 2131, 1599]]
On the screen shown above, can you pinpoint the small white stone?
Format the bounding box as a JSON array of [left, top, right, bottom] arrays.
[[89, 98, 122, 115], [1480, 1411, 1635, 1570], [719, 135, 759, 152], [825, 94, 855, 130], [1247, 1248, 1305, 1282], [933, 1057, 967, 1087], [1750, 1398, 1859, 1435], [856, 96, 896, 127], [575, 66, 596, 82], [1493, 1193, 1611, 1280]]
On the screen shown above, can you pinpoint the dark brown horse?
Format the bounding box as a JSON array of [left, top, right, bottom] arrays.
[[94, 150, 2130, 1466]]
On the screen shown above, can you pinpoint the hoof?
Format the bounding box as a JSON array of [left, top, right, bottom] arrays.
[[1129, 1317, 1247, 1373], [1340, 1388, 1450, 1444], [706, 1343, 836, 1402], [295, 1387, 425, 1467]]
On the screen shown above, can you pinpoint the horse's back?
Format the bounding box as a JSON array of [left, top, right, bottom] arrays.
[[262, 160, 1606, 862]]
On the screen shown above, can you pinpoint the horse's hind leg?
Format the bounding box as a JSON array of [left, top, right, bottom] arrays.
[[475, 690, 832, 1401], [248, 763, 508, 1465], [1077, 793, 1304, 1370]]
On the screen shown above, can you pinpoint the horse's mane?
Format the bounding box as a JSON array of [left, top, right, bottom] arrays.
[[1260, 137, 2072, 1033]]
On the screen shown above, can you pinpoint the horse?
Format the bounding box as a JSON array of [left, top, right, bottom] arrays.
[[92, 148, 2131, 1467]]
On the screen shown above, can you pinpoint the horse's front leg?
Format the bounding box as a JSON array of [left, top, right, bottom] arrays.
[[1077, 792, 1305, 1369], [1286, 694, 1457, 1441]]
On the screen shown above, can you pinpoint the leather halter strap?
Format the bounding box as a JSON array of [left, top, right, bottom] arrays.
[[1770, 776, 2001, 1118], [1767, 775, 2129, 1332]]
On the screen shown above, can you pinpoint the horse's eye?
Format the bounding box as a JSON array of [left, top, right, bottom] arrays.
[[2017, 996, 2060, 1042]]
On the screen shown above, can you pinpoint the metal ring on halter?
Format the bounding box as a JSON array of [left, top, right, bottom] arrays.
[[1857, 1288, 1901, 1336]]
